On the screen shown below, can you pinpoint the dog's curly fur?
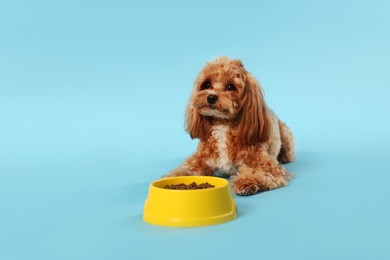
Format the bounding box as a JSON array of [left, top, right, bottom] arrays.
[[166, 56, 295, 195]]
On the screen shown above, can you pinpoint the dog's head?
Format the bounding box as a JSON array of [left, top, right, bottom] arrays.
[[186, 56, 270, 145]]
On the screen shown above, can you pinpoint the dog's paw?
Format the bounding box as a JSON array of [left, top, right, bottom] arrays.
[[231, 175, 270, 196]]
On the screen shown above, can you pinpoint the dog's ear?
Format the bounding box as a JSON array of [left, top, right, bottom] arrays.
[[185, 102, 211, 140], [236, 72, 270, 145], [185, 82, 211, 140]]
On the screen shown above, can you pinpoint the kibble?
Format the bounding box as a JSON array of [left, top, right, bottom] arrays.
[[164, 182, 215, 190]]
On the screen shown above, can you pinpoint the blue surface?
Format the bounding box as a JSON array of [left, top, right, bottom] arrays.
[[1, 0, 390, 259]]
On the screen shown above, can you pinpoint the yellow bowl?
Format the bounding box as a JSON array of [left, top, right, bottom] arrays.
[[143, 176, 237, 227]]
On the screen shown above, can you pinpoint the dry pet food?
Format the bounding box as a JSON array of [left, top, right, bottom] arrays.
[[164, 182, 215, 190]]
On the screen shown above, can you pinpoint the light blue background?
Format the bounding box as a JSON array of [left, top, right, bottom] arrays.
[[1, 0, 389, 259]]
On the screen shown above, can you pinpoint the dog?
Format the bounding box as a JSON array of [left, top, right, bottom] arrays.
[[166, 56, 295, 195]]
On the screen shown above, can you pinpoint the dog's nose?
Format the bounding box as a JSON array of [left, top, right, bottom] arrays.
[[207, 94, 218, 104]]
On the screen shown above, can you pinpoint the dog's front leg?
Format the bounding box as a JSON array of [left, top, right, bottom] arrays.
[[231, 160, 292, 195], [164, 153, 214, 177]]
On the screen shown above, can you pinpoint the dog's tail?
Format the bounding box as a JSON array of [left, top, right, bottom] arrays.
[[277, 120, 295, 164]]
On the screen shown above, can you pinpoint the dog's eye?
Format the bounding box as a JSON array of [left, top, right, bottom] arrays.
[[200, 81, 211, 90], [225, 84, 236, 91]]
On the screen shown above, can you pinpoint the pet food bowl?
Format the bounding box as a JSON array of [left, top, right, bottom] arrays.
[[143, 176, 237, 227]]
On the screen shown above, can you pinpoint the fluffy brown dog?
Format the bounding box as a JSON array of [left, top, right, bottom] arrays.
[[166, 56, 295, 195]]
